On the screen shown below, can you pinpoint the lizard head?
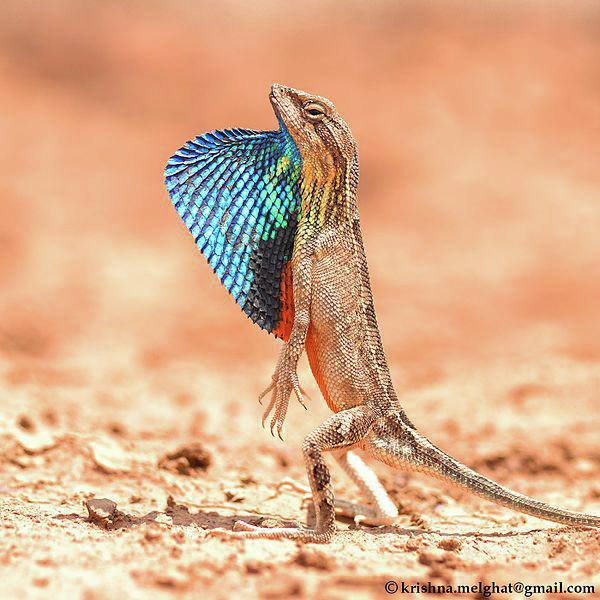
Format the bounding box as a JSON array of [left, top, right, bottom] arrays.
[[270, 83, 357, 183]]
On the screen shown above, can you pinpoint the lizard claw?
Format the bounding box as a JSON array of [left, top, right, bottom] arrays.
[[258, 376, 276, 405], [291, 374, 307, 409], [258, 379, 276, 406], [259, 363, 305, 438], [261, 393, 276, 429], [299, 385, 312, 404], [270, 412, 285, 440]]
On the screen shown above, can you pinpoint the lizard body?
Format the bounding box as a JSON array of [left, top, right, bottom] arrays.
[[165, 84, 600, 542]]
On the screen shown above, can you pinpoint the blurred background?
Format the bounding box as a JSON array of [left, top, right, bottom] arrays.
[[2, 2, 600, 596], [1, 0, 599, 375], [1, 0, 599, 382]]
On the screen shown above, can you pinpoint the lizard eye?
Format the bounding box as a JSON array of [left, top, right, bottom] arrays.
[[304, 102, 326, 121]]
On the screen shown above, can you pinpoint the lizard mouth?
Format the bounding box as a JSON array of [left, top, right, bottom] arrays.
[[269, 83, 285, 116], [269, 83, 295, 125], [270, 82, 287, 98]]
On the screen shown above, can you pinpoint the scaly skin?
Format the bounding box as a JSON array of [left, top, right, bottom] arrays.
[[175, 84, 600, 542]]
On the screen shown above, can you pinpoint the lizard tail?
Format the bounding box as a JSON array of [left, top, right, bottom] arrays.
[[373, 415, 600, 528]]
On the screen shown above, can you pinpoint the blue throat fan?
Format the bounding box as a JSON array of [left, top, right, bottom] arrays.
[[164, 126, 302, 340]]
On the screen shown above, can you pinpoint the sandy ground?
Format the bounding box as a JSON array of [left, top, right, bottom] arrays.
[[1, 2, 599, 598]]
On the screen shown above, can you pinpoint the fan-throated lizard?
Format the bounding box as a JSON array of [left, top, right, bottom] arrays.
[[164, 83, 600, 542]]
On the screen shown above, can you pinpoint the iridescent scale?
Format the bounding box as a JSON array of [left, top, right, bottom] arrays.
[[164, 127, 302, 336]]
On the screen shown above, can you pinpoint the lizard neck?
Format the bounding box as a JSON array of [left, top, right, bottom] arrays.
[[299, 150, 359, 230]]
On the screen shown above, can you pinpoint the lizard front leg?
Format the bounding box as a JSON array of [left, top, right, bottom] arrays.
[[260, 248, 314, 438]]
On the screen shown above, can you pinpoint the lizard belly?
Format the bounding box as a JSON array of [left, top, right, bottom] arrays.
[[306, 243, 370, 413]]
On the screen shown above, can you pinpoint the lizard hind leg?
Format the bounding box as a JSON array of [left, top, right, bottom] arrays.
[[332, 450, 399, 526], [209, 405, 376, 543], [271, 452, 399, 527]]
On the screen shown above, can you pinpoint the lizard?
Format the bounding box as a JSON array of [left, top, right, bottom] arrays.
[[164, 83, 600, 543]]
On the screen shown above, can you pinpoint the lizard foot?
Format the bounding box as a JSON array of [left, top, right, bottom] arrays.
[[209, 520, 333, 542], [258, 370, 306, 439], [333, 498, 397, 527], [272, 479, 396, 526]]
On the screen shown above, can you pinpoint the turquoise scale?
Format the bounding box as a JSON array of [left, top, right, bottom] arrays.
[[164, 126, 303, 335]]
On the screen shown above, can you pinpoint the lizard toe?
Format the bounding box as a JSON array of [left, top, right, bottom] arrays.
[[262, 401, 275, 429], [258, 376, 277, 405]]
